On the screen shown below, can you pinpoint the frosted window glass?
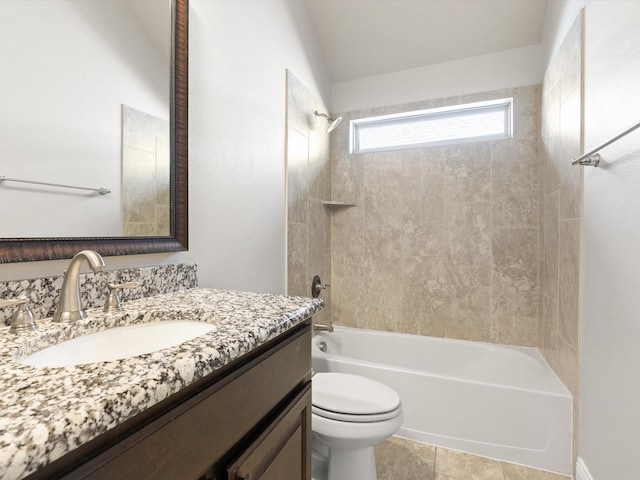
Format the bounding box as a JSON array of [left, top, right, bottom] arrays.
[[351, 99, 512, 153]]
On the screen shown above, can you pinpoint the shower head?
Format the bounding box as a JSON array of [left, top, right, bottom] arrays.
[[314, 110, 343, 133]]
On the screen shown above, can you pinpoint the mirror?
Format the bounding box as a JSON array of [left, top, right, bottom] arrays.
[[0, 0, 188, 263]]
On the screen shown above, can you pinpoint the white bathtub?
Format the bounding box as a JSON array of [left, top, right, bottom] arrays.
[[312, 326, 572, 475]]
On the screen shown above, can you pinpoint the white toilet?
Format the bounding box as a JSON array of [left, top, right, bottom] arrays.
[[311, 372, 403, 480]]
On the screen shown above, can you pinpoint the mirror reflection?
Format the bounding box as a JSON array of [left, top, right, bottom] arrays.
[[0, 0, 171, 238]]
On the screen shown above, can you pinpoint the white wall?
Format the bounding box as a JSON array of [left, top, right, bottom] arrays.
[[0, 0, 331, 295], [331, 44, 543, 113], [580, 2, 640, 479]]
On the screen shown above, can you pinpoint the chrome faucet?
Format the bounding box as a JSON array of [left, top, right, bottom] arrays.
[[53, 250, 105, 322]]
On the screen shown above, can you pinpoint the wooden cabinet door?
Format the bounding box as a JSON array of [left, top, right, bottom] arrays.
[[227, 384, 311, 480]]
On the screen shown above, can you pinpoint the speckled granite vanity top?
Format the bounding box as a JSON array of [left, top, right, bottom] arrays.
[[0, 288, 323, 480]]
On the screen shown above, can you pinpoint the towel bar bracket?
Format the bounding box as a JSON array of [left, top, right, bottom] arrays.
[[573, 154, 600, 167]]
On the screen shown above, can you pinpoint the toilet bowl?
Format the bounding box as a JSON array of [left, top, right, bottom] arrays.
[[311, 372, 403, 480]]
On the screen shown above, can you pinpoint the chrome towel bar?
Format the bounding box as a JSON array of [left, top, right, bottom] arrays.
[[572, 119, 640, 167], [0, 175, 110, 195]]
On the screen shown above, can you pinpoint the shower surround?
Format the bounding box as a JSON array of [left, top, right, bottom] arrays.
[[286, 71, 332, 327], [330, 85, 541, 346]]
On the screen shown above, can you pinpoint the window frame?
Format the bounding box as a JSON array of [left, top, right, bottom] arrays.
[[349, 97, 513, 154]]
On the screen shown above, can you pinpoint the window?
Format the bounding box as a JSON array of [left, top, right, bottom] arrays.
[[350, 98, 513, 154]]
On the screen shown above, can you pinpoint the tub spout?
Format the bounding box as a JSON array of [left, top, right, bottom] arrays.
[[313, 320, 334, 333]]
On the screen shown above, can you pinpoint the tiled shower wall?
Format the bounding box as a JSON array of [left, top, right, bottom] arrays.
[[539, 13, 583, 467], [122, 105, 170, 237], [286, 71, 332, 325], [330, 85, 540, 345]]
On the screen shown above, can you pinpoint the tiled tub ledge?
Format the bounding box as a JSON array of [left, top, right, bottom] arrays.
[[0, 288, 324, 480]]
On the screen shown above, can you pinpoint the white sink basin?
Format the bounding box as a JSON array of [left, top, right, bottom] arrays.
[[18, 320, 216, 368]]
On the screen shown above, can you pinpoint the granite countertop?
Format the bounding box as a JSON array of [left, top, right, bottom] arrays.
[[0, 288, 323, 480]]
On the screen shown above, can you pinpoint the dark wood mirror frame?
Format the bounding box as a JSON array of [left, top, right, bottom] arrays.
[[0, 0, 188, 264]]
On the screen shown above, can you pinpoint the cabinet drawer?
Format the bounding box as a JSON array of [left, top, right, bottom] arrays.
[[67, 326, 311, 480], [227, 384, 311, 480]]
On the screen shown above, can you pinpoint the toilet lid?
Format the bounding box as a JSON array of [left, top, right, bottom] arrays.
[[312, 372, 401, 416]]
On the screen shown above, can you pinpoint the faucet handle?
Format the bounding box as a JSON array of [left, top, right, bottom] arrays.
[[0, 296, 37, 333], [311, 275, 331, 298], [103, 281, 140, 312]]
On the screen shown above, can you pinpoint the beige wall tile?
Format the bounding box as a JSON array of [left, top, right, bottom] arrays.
[[542, 80, 561, 195], [541, 293, 559, 367], [362, 229, 403, 330], [122, 146, 156, 223], [287, 223, 308, 297], [491, 315, 538, 346], [444, 144, 491, 203], [332, 150, 364, 205], [331, 86, 540, 346], [310, 252, 332, 326], [537, 261, 545, 347], [286, 71, 313, 135], [309, 198, 331, 257], [492, 228, 538, 317], [309, 126, 331, 201], [492, 138, 539, 187], [286, 72, 332, 325], [402, 256, 446, 336], [402, 146, 446, 177], [444, 202, 491, 287], [543, 191, 559, 301], [402, 174, 444, 229], [332, 232, 364, 279], [155, 133, 170, 206], [330, 276, 363, 328], [538, 19, 582, 457], [332, 203, 365, 238], [404, 224, 445, 258], [558, 18, 582, 103], [155, 205, 170, 236], [364, 229, 403, 264], [512, 84, 541, 141], [122, 106, 169, 236], [492, 180, 538, 229], [286, 126, 309, 224], [364, 155, 403, 229], [123, 222, 154, 236], [538, 144, 547, 263], [558, 87, 582, 220], [362, 282, 402, 332], [559, 219, 580, 350], [122, 105, 159, 152], [443, 285, 491, 341], [555, 335, 579, 398]]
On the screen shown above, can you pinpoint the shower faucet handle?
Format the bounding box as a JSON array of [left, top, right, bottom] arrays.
[[315, 282, 331, 292], [311, 275, 330, 298]]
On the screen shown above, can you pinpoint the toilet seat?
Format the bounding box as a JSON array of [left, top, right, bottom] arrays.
[[312, 404, 402, 423], [312, 372, 401, 423]]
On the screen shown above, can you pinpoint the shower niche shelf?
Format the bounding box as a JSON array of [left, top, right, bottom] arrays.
[[321, 201, 356, 208]]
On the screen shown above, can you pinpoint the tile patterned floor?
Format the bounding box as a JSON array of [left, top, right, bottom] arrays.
[[375, 437, 571, 480]]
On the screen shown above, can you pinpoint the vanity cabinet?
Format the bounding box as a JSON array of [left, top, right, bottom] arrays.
[[27, 322, 312, 480], [226, 386, 311, 480]]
